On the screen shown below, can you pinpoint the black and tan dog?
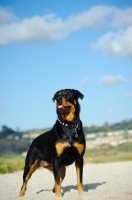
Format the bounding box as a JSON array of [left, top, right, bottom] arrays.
[[19, 89, 85, 197]]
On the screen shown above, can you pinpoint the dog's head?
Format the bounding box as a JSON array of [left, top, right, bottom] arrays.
[[52, 89, 84, 122]]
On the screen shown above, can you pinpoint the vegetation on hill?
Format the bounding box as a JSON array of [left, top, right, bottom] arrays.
[[83, 119, 132, 135], [0, 125, 23, 139], [24, 127, 51, 135]]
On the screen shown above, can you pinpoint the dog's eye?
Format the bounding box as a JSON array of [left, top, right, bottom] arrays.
[[64, 92, 70, 98], [56, 92, 60, 98]]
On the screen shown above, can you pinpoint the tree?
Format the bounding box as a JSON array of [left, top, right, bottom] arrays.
[[0, 125, 15, 138]]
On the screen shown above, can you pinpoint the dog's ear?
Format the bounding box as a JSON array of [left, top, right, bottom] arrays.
[[73, 89, 84, 100], [52, 93, 56, 102]]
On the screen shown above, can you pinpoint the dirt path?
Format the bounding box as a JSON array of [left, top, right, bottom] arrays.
[[0, 161, 132, 200]]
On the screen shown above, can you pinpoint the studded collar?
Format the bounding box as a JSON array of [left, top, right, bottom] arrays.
[[57, 118, 80, 138]]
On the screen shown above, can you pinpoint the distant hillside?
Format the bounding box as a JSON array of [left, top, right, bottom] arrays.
[[0, 119, 132, 155], [0, 119, 132, 139], [23, 127, 51, 135], [23, 119, 132, 136], [83, 119, 132, 135]]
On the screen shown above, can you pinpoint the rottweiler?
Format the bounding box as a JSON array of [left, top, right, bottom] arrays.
[[19, 89, 85, 197]]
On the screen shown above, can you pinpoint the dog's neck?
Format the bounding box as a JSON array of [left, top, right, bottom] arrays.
[[57, 117, 81, 138], [57, 117, 80, 128]]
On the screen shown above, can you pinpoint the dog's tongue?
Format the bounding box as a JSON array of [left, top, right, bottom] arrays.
[[58, 105, 63, 109]]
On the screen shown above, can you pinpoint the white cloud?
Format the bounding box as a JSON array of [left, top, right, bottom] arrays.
[[92, 26, 132, 56], [102, 109, 114, 116], [112, 7, 132, 27], [99, 75, 129, 86], [0, 5, 114, 44], [0, 5, 132, 54], [125, 92, 132, 98], [68, 5, 114, 29], [0, 14, 67, 44], [0, 6, 18, 23]]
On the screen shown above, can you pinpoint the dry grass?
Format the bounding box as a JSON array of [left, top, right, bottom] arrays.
[[0, 155, 25, 174], [84, 142, 132, 163]]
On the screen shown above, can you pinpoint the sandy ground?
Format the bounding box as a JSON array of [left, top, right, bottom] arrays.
[[0, 161, 132, 200]]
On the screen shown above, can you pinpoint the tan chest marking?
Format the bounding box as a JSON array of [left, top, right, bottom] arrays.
[[55, 142, 71, 156], [73, 143, 84, 155], [55, 142, 84, 156]]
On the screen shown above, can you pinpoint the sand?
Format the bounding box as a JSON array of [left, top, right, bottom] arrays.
[[0, 161, 132, 200]]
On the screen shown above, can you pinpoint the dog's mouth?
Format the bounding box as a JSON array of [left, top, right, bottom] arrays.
[[57, 104, 71, 110], [57, 100, 75, 121]]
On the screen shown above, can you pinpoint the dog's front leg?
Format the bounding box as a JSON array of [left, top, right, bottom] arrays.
[[75, 157, 84, 194], [53, 157, 62, 197]]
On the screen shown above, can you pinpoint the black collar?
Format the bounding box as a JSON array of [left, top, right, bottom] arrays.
[[57, 118, 80, 138], [57, 117, 80, 128]]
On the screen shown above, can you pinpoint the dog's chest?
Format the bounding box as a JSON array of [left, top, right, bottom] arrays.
[[61, 126, 80, 142], [55, 141, 84, 158], [55, 124, 85, 159]]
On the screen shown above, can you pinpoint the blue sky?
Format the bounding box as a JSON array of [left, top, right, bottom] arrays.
[[0, 0, 132, 131]]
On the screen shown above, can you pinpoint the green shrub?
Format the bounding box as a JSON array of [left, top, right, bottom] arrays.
[[0, 155, 24, 174]]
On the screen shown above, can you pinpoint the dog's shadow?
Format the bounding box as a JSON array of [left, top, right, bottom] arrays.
[[36, 182, 106, 194], [62, 182, 106, 193]]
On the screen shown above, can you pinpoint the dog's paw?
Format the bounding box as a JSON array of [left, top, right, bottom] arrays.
[[19, 191, 25, 197], [55, 193, 62, 197]]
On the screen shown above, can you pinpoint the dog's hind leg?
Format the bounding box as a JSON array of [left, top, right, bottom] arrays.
[[19, 159, 40, 196]]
